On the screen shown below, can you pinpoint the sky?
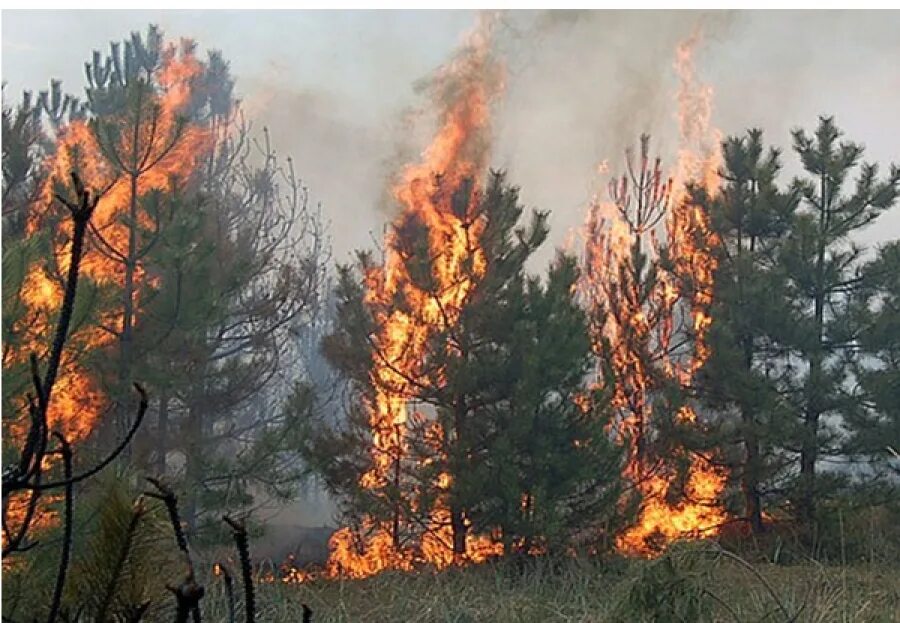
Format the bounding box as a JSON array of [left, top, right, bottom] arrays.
[[3, 9, 899, 529]]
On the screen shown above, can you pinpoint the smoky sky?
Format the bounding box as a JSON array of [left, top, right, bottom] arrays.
[[4, 9, 899, 528], [4, 10, 899, 269]]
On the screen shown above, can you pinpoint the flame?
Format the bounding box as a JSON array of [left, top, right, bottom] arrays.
[[324, 15, 505, 579], [3, 42, 214, 544], [580, 33, 727, 557], [8, 44, 212, 442]]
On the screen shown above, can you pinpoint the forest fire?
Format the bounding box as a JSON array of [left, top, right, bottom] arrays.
[[4, 12, 899, 623], [322, 16, 505, 579], [307, 29, 729, 582], [3, 17, 728, 580], [580, 33, 726, 557], [11, 43, 212, 443], [3, 43, 214, 545]]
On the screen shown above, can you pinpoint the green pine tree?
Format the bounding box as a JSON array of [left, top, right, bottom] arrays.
[[778, 117, 899, 524], [845, 241, 900, 478], [466, 252, 626, 554], [699, 128, 798, 532]]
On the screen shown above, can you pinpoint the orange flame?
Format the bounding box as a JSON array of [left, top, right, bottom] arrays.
[[9, 43, 212, 443], [325, 15, 505, 579], [580, 33, 727, 557], [3, 42, 214, 546]]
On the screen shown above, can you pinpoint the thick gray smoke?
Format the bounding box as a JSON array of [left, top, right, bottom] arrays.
[[6, 10, 897, 259], [491, 11, 736, 269]]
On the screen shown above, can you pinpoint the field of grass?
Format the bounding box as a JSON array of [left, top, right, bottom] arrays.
[[200, 547, 900, 622]]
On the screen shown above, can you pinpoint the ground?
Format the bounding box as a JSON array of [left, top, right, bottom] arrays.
[[200, 550, 900, 622]]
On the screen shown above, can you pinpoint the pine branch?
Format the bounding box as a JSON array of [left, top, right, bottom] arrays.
[[216, 562, 237, 623], [42, 171, 100, 414], [2, 171, 101, 558], [46, 433, 73, 623], [145, 477, 190, 559], [223, 516, 255, 623], [96, 498, 147, 623], [146, 478, 204, 623]]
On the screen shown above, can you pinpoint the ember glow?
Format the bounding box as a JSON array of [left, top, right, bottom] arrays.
[[580, 33, 727, 557], [324, 16, 505, 579]]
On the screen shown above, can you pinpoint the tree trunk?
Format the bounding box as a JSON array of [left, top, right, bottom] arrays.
[[183, 401, 204, 532], [391, 428, 402, 551], [114, 86, 145, 449], [450, 506, 467, 560], [450, 400, 468, 560], [799, 172, 829, 526], [110, 172, 139, 452], [742, 331, 765, 534], [742, 418, 765, 533], [799, 369, 820, 524]]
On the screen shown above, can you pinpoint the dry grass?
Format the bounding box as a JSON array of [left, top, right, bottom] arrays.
[[198, 550, 900, 623]]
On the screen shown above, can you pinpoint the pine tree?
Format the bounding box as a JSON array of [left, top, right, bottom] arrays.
[[582, 135, 725, 554], [309, 171, 622, 563], [845, 241, 900, 478], [3, 25, 330, 537], [136, 126, 328, 530], [82, 28, 188, 438], [2, 90, 48, 238], [778, 117, 899, 523], [699, 129, 798, 532], [466, 253, 625, 554]]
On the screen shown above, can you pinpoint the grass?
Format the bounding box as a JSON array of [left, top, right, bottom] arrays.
[[198, 546, 900, 622]]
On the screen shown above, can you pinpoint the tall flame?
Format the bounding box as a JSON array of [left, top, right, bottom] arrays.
[[581, 33, 727, 557], [8, 44, 212, 444], [325, 15, 505, 579], [3, 42, 213, 553]]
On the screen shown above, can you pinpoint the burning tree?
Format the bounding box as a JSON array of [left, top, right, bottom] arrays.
[[78, 30, 217, 442], [2, 26, 324, 620], [579, 36, 727, 556], [0, 176, 260, 616], [1, 171, 157, 620], [304, 18, 507, 577], [3, 27, 215, 456], [3, 25, 329, 542], [300, 18, 625, 577], [309, 172, 627, 575]]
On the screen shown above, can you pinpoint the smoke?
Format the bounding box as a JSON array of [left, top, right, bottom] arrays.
[[242, 11, 740, 272], [488, 11, 737, 268], [241, 78, 396, 264], [481, 10, 898, 267]]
